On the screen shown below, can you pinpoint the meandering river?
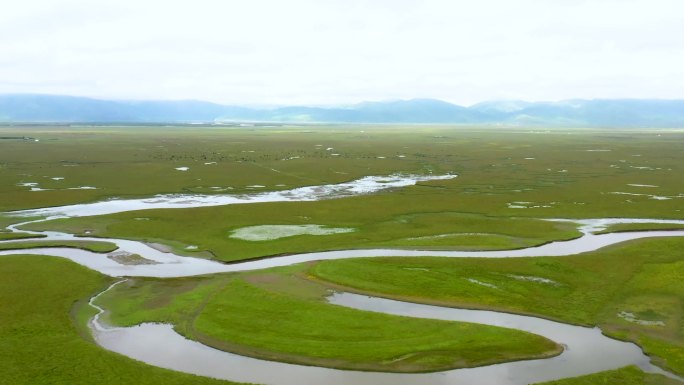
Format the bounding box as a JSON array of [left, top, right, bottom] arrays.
[[2, 174, 683, 384]]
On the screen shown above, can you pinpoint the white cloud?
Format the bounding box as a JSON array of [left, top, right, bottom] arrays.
[[0, 0, 683, 105]]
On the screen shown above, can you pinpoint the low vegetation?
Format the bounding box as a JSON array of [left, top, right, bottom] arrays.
[[12, 127, 684, 263], [0, 255, 236, 385], [536, 365, 680, 385], [0, 240, 118, 253], [0, 232, 45, 241], [1, 125, 683, 384], [24, 208, 581, 262], [96, 264, 561, 372], [310, 237, 684, 375], [2, 126, 683, 220], [594, 223, 684, 234]]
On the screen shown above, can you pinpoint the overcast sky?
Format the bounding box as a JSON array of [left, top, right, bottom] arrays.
[[1, 0, 683, 106]]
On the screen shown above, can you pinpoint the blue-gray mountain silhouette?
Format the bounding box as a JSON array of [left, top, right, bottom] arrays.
[[2, 94, 683, 127]]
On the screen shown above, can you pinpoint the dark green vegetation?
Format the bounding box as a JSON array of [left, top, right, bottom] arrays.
[[310, 237, 684, 375], [96, 264, 561, 372], [537, 366, 679, 385], [0, 255, 236, 385], [595, 223, 684, 234], [0, 232, 45, 241], [0, 239, 118, 253]]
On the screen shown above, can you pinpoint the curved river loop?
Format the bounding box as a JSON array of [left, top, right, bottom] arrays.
[[1, 173, 684, 385]]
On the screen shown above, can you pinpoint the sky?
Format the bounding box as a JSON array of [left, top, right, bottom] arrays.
[[1, 0, 683, 106]]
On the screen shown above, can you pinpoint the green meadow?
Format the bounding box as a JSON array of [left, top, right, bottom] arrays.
[[0, 239, 118, 253], [1, 126, 683, 219], [595, 222, 684, 234], [537, 366, 679, 385], [0, 232, 44, 241], [26, 203, 582, 262], [1, 125, 683, 384], [94, 263, 561, 372], [11, 126, 683, 262], [310, 237, 684, 375], [0, 255, 236, 385], [2, 256, 675, 385]]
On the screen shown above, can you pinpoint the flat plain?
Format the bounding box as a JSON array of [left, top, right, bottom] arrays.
[[1, 125, 683, 384]]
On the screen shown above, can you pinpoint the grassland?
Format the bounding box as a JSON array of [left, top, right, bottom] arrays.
[[1, 255, 670, 384], [2, 125, 683, 384], [595, 223, 684, 234], [0, 255, 236, 385], [1, 127, 682, 219], [96, 263, 561, 372], [310, 237, 684, 375], [0, 232, 45, 241], [0, 239, 118, 252], [26, 205, 582, 262], [536, 366, 679, 385], [9, 126, 682, 261]]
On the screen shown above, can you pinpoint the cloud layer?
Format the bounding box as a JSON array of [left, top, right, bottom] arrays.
[[1, 0, 683, 105]]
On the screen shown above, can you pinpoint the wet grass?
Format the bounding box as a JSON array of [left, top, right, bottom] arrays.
[[536, 365, 679, 385], [0, 125, 445, 212], [0, 232, 45, 241], [9, 126, 683, 262], [310, 237, 684, 375], [2, 125, 683, 382], [0, 255, 236, 385], [0, 240, 118, 253], [2, 126, 683, 218], [25, 206, 581, 262], [96, 264, 561, 373], [595, 223, 684, 234]]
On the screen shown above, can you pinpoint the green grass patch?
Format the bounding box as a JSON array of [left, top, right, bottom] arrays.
[[193, 278, 560, 372], [0, 232, 45, 241], [10, 126, 684, 263], [0, 255, 236, 385], [534, 365, 680, 385], [595, 223, 684, 234], [24, 209, 581, 262], [3, 126, 684, 219], [0, 240, 118, 253], [3, 125, 684, 379], [310, 237, 684, 374], [96, 265, 561, 373]]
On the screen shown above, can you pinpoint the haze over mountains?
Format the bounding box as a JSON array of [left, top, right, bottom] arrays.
[[1, 94, 683, 127]]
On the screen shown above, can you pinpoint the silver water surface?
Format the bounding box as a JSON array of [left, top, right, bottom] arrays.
[[2, 226, 684, 278], [10, 174, 457, 218]]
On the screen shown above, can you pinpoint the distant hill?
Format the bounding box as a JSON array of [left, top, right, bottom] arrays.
[[1, 94, 684, 127], [0, 94, 256, 123], [470, 99, 684, 127]]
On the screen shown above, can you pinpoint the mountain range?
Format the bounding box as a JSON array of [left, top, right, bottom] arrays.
[[1, 94, 684, 127]]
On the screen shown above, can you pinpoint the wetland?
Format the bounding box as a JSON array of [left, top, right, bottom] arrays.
[[1, 125, 683, 385]]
